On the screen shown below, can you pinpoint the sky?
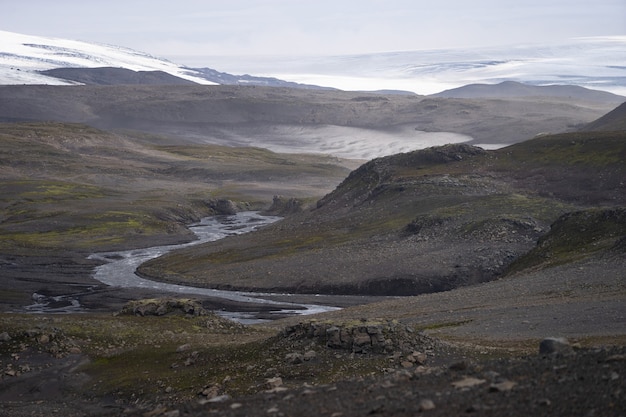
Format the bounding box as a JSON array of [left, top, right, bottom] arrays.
[[2, 0, 625, 66]]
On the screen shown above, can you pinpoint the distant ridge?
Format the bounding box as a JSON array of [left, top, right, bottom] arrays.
[[190, 67, 336, 90], [40, 67, 197, 85], [432, 81, 625, 103]]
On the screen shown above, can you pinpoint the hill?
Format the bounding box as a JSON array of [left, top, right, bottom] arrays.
[[39, 67, 197, 85], [138, 130, 626, 295], [0, 84, 618, 156], [432, 80, 625, 104]]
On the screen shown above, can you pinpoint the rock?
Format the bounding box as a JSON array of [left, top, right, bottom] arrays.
[[326, 326, 342, 348], [449, 361, 468, 371], [451, 377, 486, 389], [539, 337, 573, 355], [285, 352, 304, 364], [210, 199, 238, 215], [419, 399, 436, 411], [408, 351, 427, 365], [489, 380, 517, 392], [303, 350, 317, 361], [266, 195, 304, 215], [0, 332, 10, 342], [339, 328, 353, 348], [207, 394, 231, 403], [265, 377, 283, 390], [352, 331, 372, 351], [201, 384, 221, 399], [176, 344, 191, 353], [135, 302, 158, 316], [38, 334, 50, 344]]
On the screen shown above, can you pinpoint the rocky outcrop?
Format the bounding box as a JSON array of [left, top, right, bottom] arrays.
[[208, 199, 239, 215], [264, 195, 304, 216], [117, 298, 209, 317]]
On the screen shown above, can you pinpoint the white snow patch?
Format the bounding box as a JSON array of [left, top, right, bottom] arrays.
[[0, 30, 216, 85]]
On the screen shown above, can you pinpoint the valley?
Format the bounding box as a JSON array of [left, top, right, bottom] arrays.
[[0, 82, 624, 416]]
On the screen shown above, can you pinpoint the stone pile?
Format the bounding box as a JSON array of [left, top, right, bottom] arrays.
[[281, 319, 436, 354]]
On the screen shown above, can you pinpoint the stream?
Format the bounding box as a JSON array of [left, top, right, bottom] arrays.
[[84, 211, 340, 323]]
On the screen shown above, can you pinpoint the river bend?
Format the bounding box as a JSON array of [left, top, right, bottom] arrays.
[[87, 212, 339, 323]]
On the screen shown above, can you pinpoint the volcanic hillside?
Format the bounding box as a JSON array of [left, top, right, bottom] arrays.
[[138, 127, 626, 296]]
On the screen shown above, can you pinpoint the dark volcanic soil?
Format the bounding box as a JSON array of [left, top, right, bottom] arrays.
[[155, 347, 626, 417], [1, 339, 624, 417]]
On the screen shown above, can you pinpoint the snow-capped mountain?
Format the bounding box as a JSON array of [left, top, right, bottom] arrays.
[[0, 30, 326, 89], [1, 30, 625, 97], [0, 30, 217, 85]]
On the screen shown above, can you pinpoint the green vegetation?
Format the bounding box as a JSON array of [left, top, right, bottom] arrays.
[[495, 130, 626, 167], [0, 312, 392, 402], [0, 122, 351, 255]]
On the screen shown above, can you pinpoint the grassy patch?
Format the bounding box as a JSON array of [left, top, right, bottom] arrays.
[[499, 131, 626, 167], [507, 207, 626, 274], [0, 313, 395, 404]]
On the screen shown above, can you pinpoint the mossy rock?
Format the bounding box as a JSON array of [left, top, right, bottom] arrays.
[[117, 298, 209, 317]]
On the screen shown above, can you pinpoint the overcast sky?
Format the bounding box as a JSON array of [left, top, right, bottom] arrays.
[[2, 0, 625, 65]]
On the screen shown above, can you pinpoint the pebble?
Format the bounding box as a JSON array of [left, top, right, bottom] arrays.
[[175, 344, 191, 353], [489, 380, 517, 392], [207, 394, 231, 403], [265, 376, 283, 390], [451, 377, 486, 389], [419, 399, 436, 411]]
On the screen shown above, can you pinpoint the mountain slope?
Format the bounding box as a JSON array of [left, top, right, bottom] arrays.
[[137, 130, 626, 295], [0, 122, 353, 256], [583, 101, 626, 131]]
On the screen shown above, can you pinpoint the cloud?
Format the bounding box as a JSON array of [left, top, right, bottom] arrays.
[[2, 0, 624, 60]]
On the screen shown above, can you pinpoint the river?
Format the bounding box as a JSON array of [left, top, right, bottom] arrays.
[[86, 211, 340, 323]]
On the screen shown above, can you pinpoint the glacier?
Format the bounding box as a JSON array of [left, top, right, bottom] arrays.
[[201, 37, 626, 96]]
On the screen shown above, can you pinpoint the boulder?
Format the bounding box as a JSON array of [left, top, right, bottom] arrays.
[[539, 337, 573, 355]]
